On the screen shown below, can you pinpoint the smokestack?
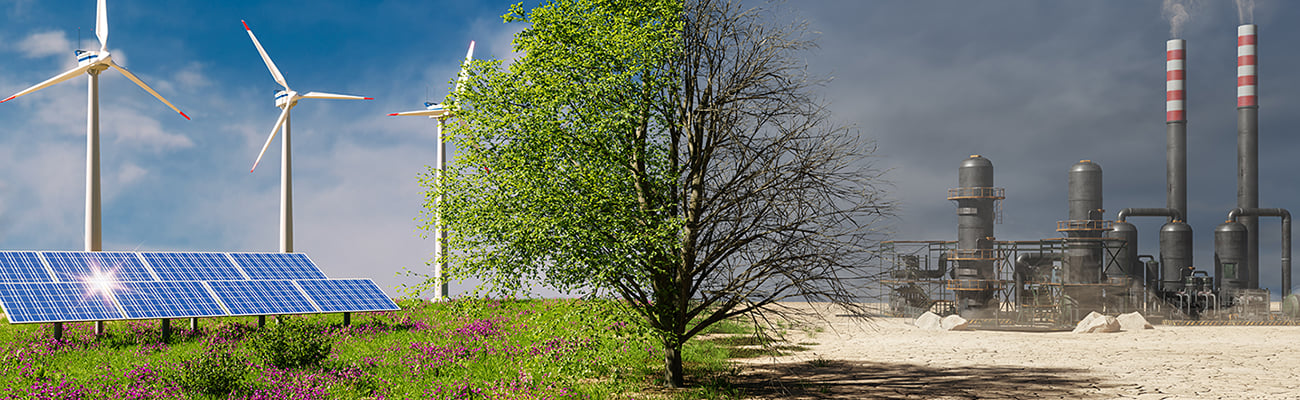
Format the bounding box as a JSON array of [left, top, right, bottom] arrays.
[[1166, 39, 1187, 218], [1237, 24, 1259, 289]]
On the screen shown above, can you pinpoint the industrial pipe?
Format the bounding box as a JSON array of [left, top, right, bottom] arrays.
[[1227, 208, 1291, 297], [1113, 208, 1190, 294], [1116, 208, 1183, 223], [1014, 253, 1060, 305], [1137, 254, 1157, 287]]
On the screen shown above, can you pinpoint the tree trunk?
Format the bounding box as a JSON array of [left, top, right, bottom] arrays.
[[664, 340, 685, 388]]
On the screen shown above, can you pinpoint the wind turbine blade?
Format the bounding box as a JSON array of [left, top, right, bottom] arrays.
[[0, 64, 94, 103], [242, 20, 288, 89], [96, 0, 108, 51], [108, 60, 190, 120], [453, 40, 476, 94], [251, 105, 291, 173], [388, 109, 447, 117], [300, 92, 372, 100]]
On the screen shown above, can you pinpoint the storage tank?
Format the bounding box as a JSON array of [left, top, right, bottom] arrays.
[[1215, 221, 1248, 292], [1160, 221, 1194, 292], [1068, 160, 1103, 222], [1064, 161, 1104, 285], [1108, 221, 1139, 282], [1061, 160, 1105, 314]]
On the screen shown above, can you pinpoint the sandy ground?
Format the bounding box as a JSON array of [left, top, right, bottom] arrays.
[[730, 303, 1300, 399]]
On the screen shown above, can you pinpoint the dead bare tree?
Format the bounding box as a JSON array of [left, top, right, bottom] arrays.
[[622, 0, 896, 387]]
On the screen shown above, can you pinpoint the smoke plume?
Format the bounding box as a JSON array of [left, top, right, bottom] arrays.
[[1236, 0, 1254, 24], [1162, 0, 1192, 38]]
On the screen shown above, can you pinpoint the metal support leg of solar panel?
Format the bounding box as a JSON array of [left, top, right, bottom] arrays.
[[0, 251, 398, 339]]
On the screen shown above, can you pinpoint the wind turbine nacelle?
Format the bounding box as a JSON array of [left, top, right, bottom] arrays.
[[76, 50, 109, 68], [274, 90, 297, 107]]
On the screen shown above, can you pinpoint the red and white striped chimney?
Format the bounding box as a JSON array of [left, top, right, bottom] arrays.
[[1166, 39, 1188, 217], [1238, 25, 1257, 107], [1166, 39, 1186, 122], [1236, 24, 1260, 290]]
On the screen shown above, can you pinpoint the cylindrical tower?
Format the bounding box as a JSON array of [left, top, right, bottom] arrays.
[[1059, 160, 1106, 313], [1108, 221, 1139, 282], [1237, 24, 1260, 289], [948, 155, 1003, 317], [1166, 39, 1188, 218], [1068, 160, 1103, 223], [1215, 221, 1249, 293], [1160, 221, 1194, 292]]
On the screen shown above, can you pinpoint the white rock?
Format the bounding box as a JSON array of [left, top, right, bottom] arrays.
[[915, 311, 943, 330], [1071, 311, 1101, 332], [1117, 311, 1154, 330], [1072, 311, 1120, 333], [940, 314, 970, 331]]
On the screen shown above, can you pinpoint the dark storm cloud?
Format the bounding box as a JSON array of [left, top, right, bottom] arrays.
[[796, 1, 1300, 297]]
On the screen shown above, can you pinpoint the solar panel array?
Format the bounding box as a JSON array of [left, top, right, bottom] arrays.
[[0, 251, 398, 324]]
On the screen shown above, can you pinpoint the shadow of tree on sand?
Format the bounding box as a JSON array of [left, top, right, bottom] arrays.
[[735, 359, 1122, 399]]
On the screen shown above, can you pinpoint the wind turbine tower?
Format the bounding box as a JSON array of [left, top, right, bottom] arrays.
[[1, 0, 189, 252], [242, 20, 373, 253], [388, 41, 476, 301]]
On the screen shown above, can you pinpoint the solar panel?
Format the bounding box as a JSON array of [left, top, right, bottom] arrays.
[[0, 282, 123, 323], [295, 279, 399, 313], [228, 253, 327, 280], [0, 251, 397, 325], [142, 252, 246, 281], [43, 252, 156, 283], [206, 280, 318, 316], [0, 252, 53, 282], [115, 281, 228, 319]]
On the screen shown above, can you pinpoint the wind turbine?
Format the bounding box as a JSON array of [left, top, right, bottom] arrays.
[[388, 40, 475, 301], [243, 20, 372, 253], [1, 0, 189, 252]]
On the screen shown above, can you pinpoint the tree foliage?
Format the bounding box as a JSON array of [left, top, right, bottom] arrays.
[[417, 0, 893, 387]]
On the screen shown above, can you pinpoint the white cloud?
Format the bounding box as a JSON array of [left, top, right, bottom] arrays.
[[116, 162, 147, 186], [17, 31, 71, 59], [102, 104, 194, 150], [6, 0, 35, 16], [469, 16, 526, 68], [0, 142, 84, 249], [172, 62, 212, 89], [148, 62, 212, 96]]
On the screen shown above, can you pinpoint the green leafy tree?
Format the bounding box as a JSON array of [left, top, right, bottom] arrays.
[[416, 0, 892, 387]]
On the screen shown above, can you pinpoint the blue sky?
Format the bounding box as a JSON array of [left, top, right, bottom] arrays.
[[0, 0, 532, 297], [1, 1, 1298, 299]]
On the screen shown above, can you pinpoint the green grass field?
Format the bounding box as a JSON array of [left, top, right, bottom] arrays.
[[0, 298, 786, 399]]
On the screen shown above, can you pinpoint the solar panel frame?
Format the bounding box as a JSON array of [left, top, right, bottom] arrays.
[[142, 252, 247, 281], [43, 251, 158, 283], [0, 282, 124, 323], [228, 253, 327, 280], [294, 279, 399, 313], [114, 281, 229, 319], [206, 280, 320, 316], [0, 251, 54, 283], [0, 251, 399, 324]]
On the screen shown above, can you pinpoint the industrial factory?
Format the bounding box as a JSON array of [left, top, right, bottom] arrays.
[[880, 24, 1298, 326]]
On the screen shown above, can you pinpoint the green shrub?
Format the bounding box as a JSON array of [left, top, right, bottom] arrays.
[[175, 348, 249, 396], [250, 318, 332, 369]]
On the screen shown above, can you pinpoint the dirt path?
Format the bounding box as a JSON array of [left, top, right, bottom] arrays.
[[731, 303, 1300, 399]]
